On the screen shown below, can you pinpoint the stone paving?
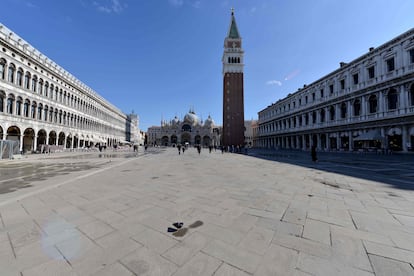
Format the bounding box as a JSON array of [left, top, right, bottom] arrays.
[[0, 147, 413, 275]]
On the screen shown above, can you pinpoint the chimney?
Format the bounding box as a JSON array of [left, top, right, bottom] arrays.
[[369, 47, 375, 52], [340, 62, 347, 68]]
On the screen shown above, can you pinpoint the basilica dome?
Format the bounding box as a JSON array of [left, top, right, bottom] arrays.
[[172, 116, 180, 125], [184, 111, 199, 126], [204, 115, 214, 127]]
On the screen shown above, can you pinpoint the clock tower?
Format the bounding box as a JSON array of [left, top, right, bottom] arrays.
[[222, 9, 244, 147]]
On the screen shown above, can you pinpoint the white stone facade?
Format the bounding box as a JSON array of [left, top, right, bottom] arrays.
[[147, 110, 221, 147], [0, 24, 138, 154], [256, 28, 414, 152]]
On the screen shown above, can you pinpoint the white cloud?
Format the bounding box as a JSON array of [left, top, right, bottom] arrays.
[[93, 0, 126, 14], [266, 80, 282, 86], [169, 0, 184, 6]]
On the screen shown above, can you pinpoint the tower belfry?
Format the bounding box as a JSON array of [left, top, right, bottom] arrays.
[[222, 9, 245, 147]]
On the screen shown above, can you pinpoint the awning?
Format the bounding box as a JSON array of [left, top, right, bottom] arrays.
[[354, 130, 383, 141]]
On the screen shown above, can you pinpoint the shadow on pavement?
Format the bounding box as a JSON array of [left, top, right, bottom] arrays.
[[247, 148, 414, 191]]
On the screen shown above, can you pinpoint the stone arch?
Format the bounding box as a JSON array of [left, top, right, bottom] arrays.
[[58, 131, 65, 146], [6, 125, 20, 141], [49, 130, 57, 145], [410, 83, 414, 106], [161, 136, 169, 146], [194, 135, 201, 145], [387, 127, 402, 151], [37, 129, 47, 150], [387, 88, 398, 110], [23, 128, 35, 153], [171, 135, 178, 144], [368, 94, 377, 113], [181, 133, 191, 144], [0, 125, 3, 140], [182, 124, 192, 132], [202, 135, 211, 146]]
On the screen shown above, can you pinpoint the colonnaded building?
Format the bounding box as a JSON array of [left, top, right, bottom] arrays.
[[0, 24, 140, 157], [256, 28, 414, 153], [147, 110, 221, 147]]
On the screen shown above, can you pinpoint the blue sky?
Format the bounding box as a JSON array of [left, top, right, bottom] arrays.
[[2, 0, 414, 131]]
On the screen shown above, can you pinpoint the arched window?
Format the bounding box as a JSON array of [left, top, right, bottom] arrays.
[[44, 81, 49, 97], [368, 95, 377, 113], [32, 75, 38, 92], [38, 79, 43, 95], [24, 72, 31, 89], [8, 63, 15, 83], [16, 68, 23, 86], [387, 89, 398, 110], [228, 57, 231, 63], [0, 91, 5, 112], [320, 109, 325, 123], [353, 99, 361, 116], [7, 97, 14, 114], [312, 111, 317, 124], [340, 103, 347, 118], [31, 102, 36, 118], [49, 107, 53, 122], [49, 84, 54, 99], [37, 103, 43, 120], [23, 99, 30, 117], [329, 106, 335, 120], [44, 105, 48, 121], [410, 84, 414, 106], [16, 97, 22, 116], [238, 57, 240, 63], [0, 58, 6, 79]]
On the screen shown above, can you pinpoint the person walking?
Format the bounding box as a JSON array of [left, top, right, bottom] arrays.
[[177, 144, 182, 155]]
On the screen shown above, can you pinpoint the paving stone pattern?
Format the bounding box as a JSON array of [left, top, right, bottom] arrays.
[[0, 148, 413, 275]]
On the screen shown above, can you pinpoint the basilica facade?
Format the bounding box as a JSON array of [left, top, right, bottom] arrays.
[[147, 110, 220, 147], [0, 24, 139, 156], [256, 28, 414, 153]]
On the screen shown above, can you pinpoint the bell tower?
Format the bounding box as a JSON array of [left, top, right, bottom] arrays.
[[222, 8, 244, 147]]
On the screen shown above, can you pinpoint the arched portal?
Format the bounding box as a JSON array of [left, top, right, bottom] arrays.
[[194, 135, 201, 145], [23, 128, 35, 153], [6, 126, 20, 141], [388, 127, 402, 151], [161, 136, 169, 146], [171, 135, 178, 145], [181, 133, 191, 144], [37, 129, 47, 149], [0, 125, 3, 140], [66, 134, 72, 149], [49, 131, 57, 145], [202, 136, 211, 146], [58, 132, 65, 147]]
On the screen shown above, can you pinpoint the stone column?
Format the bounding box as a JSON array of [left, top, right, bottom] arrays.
[[378, 91, 385, 115], [327, 134, 331, 151], [19, 134, 24, 153], [400, 84, 408, 112], [336, 132, 341, 149], [302, 135, 306, 151], [402, 125, 408, 152], [33, 136, 37, 152], [361, 96, 366, 118], [317, 134, 321, 150]]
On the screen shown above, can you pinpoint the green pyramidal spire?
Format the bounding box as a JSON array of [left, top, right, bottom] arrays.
[[227, 8, 240, 39]]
